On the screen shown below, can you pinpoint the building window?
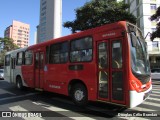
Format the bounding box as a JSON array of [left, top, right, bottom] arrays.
[[41, 11, 46, 16], [42, 6, 46, 11], [150, 0, 156, 2], [41, 16, 46, 22], [18, 33, 22, 36], [152, 41, 158, 47], [41, 22, 46, 26], [40, 27, 46, 32], [156, 56, 160, 63], [151, 20, 157, 26], [17, 40, 21, 42], [150, 4, 156, 10], [151, 28, 156, 32], [18, 30, 22, 32], [137, 19, 140, 28], [70, 37, 93, 62], [152, 41, 159, 51], [150, 4, 156, 14], [136, 0, 139, 5], [42, 1, 46, 6]]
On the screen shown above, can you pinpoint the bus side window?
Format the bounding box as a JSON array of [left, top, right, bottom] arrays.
[[46, 46, 50, 64], [11, 58, 16, 69], [49, 42, 68, 64], [35, 53, 39, 68], [16, 52, 24, 66], [70, 37, 93, 62], [112, 41, 122, 69], [5, 55, 10, 66], [98, 42, 108, 69], [25, 50, 33, 65]]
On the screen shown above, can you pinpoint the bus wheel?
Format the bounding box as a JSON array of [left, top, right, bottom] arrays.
[[16, 77, 23, 90], [71, 83, 88, 106]]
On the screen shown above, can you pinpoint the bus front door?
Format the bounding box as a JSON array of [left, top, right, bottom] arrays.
[[97, 39, 125, 105], [35, 52, 44, 89]]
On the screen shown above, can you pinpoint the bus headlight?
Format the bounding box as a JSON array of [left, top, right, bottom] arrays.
[[131, 80, 141, 92]]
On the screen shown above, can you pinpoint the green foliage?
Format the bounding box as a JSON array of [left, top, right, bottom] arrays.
[[0, 37, 19, 66], [63, 0, 136, 33], [0, 50, 6, 67], [150, 6, 160, 41], [0, 37, 19, 51]]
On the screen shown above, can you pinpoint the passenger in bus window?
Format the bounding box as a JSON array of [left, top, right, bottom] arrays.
[[99, 55, 107, 68], [80, 49, 92, 62]]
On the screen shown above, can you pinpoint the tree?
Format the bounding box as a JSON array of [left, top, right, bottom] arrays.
[[0, 37, 19, 66], [63, 0, 136, 33], [150, 6, 160, 41], [0, 37, 19, 51]]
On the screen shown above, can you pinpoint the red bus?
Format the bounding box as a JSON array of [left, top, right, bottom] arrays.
[[4, 21, 152, 108]]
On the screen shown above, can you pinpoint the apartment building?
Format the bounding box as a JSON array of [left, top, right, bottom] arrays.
[[125, 0, 160, 68], [4, 20, 30, 48], [37, 0, 62, 43]]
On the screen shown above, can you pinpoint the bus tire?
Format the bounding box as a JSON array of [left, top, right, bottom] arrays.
[[71, 83, 88, 106], [16, 77, 23, 90]]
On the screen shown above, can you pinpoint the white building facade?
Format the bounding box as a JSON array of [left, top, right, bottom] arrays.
[[125, 0, 160, 68], [37, 0, 62, 43]]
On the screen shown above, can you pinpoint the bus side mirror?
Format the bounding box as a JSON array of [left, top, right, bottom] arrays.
[[130, 34, 137, 47]]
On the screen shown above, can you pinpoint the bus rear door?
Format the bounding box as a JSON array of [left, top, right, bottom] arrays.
[[97, 38, 125, 105]]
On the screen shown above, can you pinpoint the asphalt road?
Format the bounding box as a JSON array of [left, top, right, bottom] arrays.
[[0, 80, 159, 120]]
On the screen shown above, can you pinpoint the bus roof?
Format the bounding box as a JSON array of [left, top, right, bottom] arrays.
[[28, 21, 128, 50], [5, 47, 28, 56]]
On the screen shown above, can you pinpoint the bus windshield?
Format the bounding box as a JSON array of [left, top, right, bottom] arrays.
[[128, 24, 150, 84]]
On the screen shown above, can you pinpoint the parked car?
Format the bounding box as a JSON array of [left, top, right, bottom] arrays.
[[151, 68, 160, 80], [0, 69, 4, 80]]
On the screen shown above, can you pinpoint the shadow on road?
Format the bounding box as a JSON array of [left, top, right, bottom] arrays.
[[0, 80, 128, 118]]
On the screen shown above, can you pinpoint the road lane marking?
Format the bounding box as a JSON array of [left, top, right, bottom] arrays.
[[0, 89, 16, 96], [70, 117, 97, 120], [9, 105, 44, 120], [142, 101, 160, 107], [153, 88, 160, 90], [150, 94, 160, 97], [131, 106, 156, 111], [151, 91, 160, 94], [32, 102, 68, 111], [32, 101, 96, 120], [0, 93, 38, 101], [148, 97, 160, 101]]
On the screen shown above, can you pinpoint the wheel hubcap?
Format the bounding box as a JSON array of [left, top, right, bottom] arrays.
[[75, 90, 84, 101]]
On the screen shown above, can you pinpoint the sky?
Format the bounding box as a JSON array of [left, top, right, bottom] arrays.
[[0, 0, 90, 45]]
